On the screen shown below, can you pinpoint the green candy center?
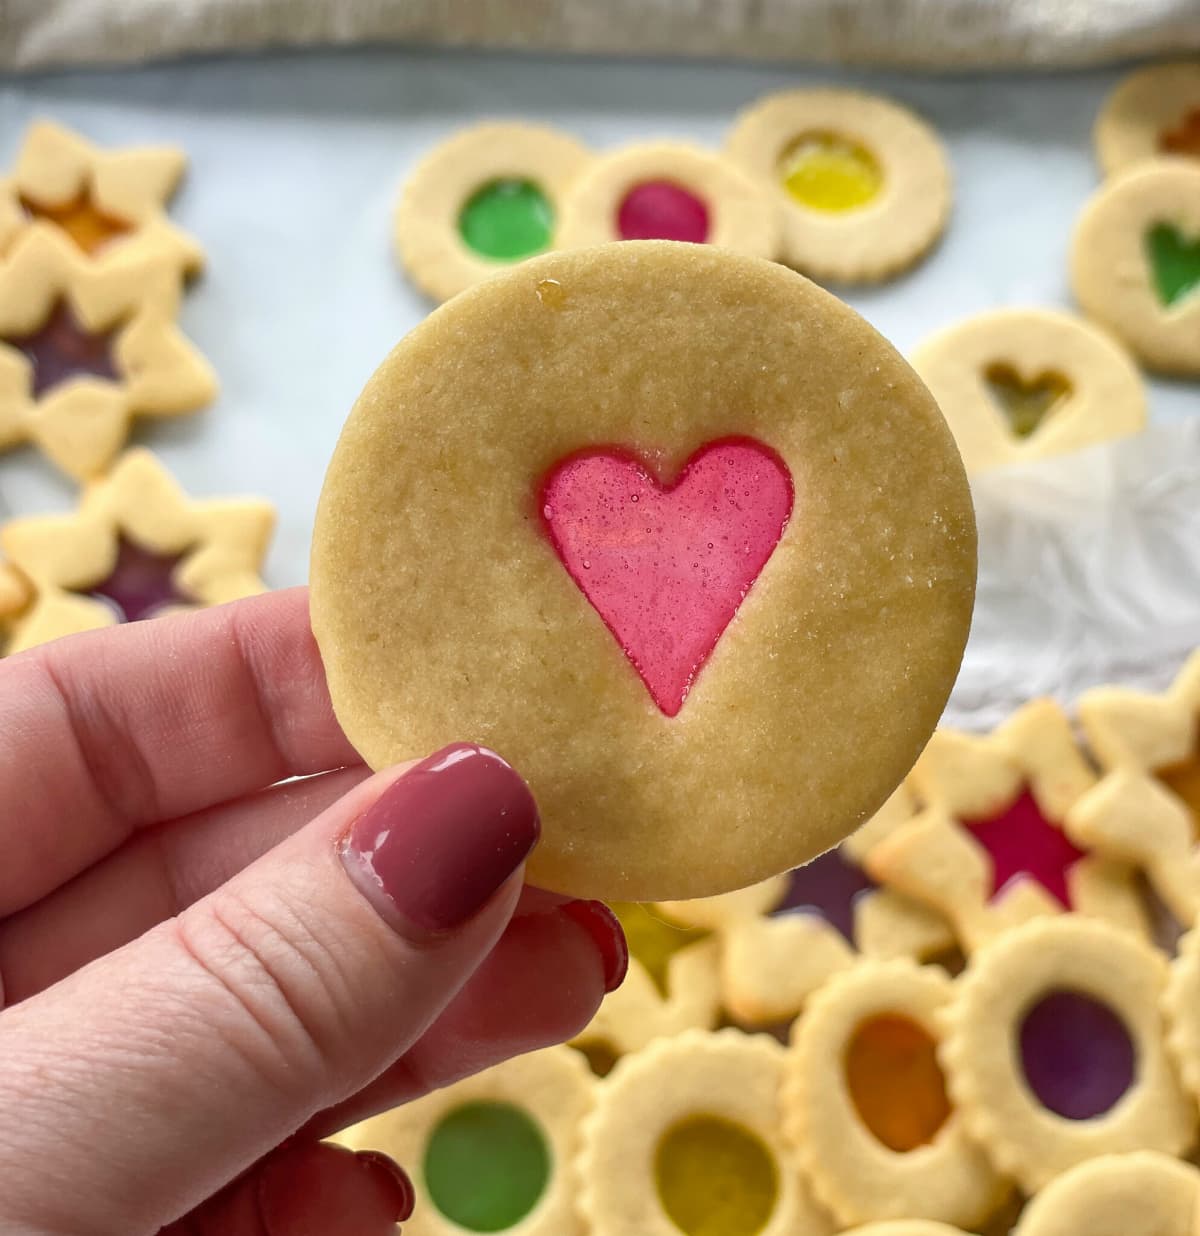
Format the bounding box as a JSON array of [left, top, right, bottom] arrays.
[[458, 179, 553, 261], [1145, 222, 1200, 307]]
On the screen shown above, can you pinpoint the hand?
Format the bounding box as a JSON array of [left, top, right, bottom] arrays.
[[0, 588, 626, 1236]]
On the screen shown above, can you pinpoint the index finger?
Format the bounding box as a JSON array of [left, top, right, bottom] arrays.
[[0, 587, 359, 915]]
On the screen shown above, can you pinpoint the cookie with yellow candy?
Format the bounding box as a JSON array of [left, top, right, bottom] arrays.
[[395, 122, 593, 303], [571, 900, 721, 1073], [1012, 1152, 1200, 1236], [941, 916, 1195, 1195], [338, 1046, 594, 1236], [866, 700, 1149, 952], [784, 960, 1009, 1230], [1, 449, 274, 653], [555, 143, 778, 257], [910, 308, 1146, 474], [578, 1028, 836, 1236], [1071, 159, 1200, 376], [724, 88, 951, 283], [0, 226, 215, 481], [310, 241, 976, 902], [1094, 63, 1200, 176], [0, 118, 203, 276]]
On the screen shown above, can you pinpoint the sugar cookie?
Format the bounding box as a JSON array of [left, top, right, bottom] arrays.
[[724, 89, 951, 283], [1, 449, 274, 654], [395, 122, 593, 303], [785, 960, 1009, 1229], [338, 1046, 593, 1236], [942, 917, 1195, 1194], [0, 118, 203, 276], [0, 227, 215, 481], [1012, 1152, 1199, 1236], [1095, 63, 1200, 176], [910, 308, 1146, 474], [578, 1029, 836, 1236], [1165, 928, 1200, 1113], [866, 700, 1148, 951], [1070, 159, 1200, 376], [571, 901, 721, 1070], [310, 242, 976, 902], [555, 144, 777, 258]]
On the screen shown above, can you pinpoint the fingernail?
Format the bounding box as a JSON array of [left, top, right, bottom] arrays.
[[560, 899, 628, 993], [343, 743, 540, 933], [354, 1151, 416, 1223]]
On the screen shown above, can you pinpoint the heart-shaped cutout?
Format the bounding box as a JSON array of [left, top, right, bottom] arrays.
[[1159, 107, 1200, 159], [1146, 222, 1200, 307], [983, 362, 1072, 439], [540, 438, 793, 717]]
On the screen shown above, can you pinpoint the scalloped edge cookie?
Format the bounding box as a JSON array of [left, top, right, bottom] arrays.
[[941, 916, 1195, 1194], [785, 959, 1009, 1229], [395, 122, 593, 303], [724, 89, 951, 283], [1095, 63, 1200, 177]]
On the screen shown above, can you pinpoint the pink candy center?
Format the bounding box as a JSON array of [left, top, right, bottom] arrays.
[[616, 181, 710, 243], [540, 438, 793, 716]]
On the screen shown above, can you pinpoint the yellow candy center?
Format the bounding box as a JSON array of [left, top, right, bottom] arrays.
[[984, 363, 1073, 440], [655, 1115, 779, 1236], [779, 133, 883, 213], [610, 902, 709, 998]]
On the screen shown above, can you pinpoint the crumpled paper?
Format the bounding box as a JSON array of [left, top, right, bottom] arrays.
[[944, 419, 1200, 732]]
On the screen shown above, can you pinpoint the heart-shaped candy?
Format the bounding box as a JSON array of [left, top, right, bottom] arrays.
[[1146, 222, 1200, 307], [983, 362, 1072, 440], [540, 438, 793, 716]]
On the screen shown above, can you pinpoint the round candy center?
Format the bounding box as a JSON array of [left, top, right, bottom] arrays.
[[778, 133, 883, 213], [984, 363, 1073, 440], [655, 1115, 778, 1236], [458, 179, 554, 262], [616, 180, 710, 243], [1145, 222, 1200, 308], [423, 1101, 550, 1231], [1019, 989, 1136, 1120], [844, 1014, 951, 1151]]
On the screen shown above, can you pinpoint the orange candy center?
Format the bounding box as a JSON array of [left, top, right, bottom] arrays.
[[21, 188, 132, 255]]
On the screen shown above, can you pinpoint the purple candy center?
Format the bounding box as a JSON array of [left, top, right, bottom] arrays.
[[770, 846, 877, 944], [85, 536, 192, 623], [1018, 989, 1136, 1120], [7, 300, 121, 399]]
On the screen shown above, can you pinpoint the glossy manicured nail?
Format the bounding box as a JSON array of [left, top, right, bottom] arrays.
[[343, 743, 540, 932], [560, 899, 628, 993], [354, 1151, 415, 1223]]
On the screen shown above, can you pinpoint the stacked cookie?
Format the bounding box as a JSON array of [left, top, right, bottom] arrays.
[[0, 121, 275, 654], [393, 88, 953, 303], [336, 652, 1200, 1236]]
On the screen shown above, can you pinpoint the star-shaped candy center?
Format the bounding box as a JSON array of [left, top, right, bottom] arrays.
[[1158, 751, 1200, 841], [6, 299, 122, 399], [83, 535, 194, 623], [769, 845, 876, 944], [609, 902, 709, 998], [21, 187, 132, 256]]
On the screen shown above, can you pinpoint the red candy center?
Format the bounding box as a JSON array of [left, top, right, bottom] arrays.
[[616, 181, 711, 243], [540, 438, 793, 716]]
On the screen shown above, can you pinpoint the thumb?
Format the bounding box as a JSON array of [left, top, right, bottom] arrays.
[[0, 743, 539, 1236]]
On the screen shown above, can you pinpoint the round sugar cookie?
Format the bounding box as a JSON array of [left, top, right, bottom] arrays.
[[395, 122, 593, 302], [1095, 63, 1200, 177], [725, 89, 951, 283], [1070, 160, 1200, 376], [310, 242, 976, 902], [910, 308, 1146, 474]]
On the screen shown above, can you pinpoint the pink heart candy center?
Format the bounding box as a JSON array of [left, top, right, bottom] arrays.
[[540, 437, 793, 716]]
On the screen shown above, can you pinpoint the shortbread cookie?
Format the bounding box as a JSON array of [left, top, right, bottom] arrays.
[[571, 901, 721, 1070], [866, 700, 1148, 952], [843, 1226, 973, 1236], [709, 787, 957, 1027], [1164, 927, 1200, 1111], [339, 1046, 593, 1236], [910, 308, 1146, 474], [1071, 160, 1200, 376], [942, 917, 1195, 1194], [1012, 1152, 1200, 1236], [395, 122, 593, 303], [724, 89, 951, 283], [1095, 63, 1200, 176], [310, 242, 976, 902], [1, 449, 274, 654], [0, 226, 215, 481], [555, 144, 778, 258], [785, 960, 1009, 1229], [579, 1029, 835, 1236], [0, 118, 203, 275]]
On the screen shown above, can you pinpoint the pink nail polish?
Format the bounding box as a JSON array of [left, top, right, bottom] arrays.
[[560, 899, 629, 993], [343, 743, 540, 933]]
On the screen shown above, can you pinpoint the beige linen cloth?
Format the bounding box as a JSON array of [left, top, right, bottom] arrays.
[[2, 0, 1199, 71]]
